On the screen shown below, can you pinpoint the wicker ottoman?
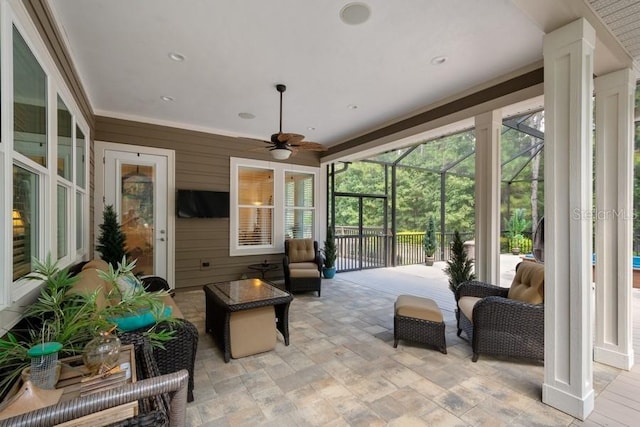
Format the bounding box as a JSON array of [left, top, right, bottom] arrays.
[[394, 294, 447, 354]]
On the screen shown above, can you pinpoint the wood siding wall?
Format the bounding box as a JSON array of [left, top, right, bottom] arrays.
[[95, 116, 321, 289]]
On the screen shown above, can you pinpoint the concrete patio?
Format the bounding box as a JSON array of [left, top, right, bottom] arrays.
[[174, 257, 640, 426]]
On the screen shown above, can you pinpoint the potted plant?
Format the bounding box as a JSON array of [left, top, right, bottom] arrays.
[[443, 230, 475, 294], [96, 204, 129, 268], [322, 228, 337, 279], [423, 215, 437, 266], [506, 208, 530, 255], [0, 255, 175, 401]]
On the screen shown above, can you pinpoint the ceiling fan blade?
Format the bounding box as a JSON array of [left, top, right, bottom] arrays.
[[291, 140, 328, 151], [277, 133, 305, 143]]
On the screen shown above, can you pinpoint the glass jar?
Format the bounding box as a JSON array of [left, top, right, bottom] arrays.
[[83, 331, 121, 376]]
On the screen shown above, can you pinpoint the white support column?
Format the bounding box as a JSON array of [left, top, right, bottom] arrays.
[[542, 18, 595, 420], [474, 110, 502, 283], [594, 68, 636, 370]]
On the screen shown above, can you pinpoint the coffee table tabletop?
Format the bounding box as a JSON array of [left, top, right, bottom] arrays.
[[206, 278, 289, 307]]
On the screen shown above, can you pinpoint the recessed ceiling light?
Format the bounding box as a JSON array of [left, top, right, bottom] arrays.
[[168, 52, 185, 62], [160, 95, 174, 102], [347, 104, 358, 110], [340, 3, 371, 25], [431, 56, 448, 65], [307, 126, 316, 131], [238, 112, 255, 119]]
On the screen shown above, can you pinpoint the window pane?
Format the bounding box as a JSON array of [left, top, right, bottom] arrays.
[[57, 185, 67, 258], [76, 191, 84, 251], [238, 166, 274, 247], [57, 96, 72, 179], [239, 207, 273, 246], [76, 126, 85, 188], [285, 208, 314, 239], [13, 165, 39, 280], [13, 26, 47, 166], [285, 172, 314, 207]]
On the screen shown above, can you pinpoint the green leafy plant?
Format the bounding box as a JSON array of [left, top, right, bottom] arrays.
[[0, 255, 98, 399], [322, 228, 337, 269], [96, 204, 129, 268], [423, 215, 437, 258], [443, 230, 475, 293], [506, 208, 531, 250]]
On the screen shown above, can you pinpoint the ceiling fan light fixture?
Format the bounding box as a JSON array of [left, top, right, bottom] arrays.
[[271, 147, 292, 160]]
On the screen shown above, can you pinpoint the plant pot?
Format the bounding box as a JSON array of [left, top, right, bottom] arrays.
[[322, 267, 336, 279], [425, 256, 435, 266], [511, 247, 521, 255]]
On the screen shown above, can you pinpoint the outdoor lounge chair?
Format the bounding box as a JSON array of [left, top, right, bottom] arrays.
[[456, 261, 544, 362], [283, 239, 322, 296]]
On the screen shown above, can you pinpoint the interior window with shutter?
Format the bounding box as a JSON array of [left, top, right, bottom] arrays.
[[284, 172, 314, 239], [238, 166, 274, 247]]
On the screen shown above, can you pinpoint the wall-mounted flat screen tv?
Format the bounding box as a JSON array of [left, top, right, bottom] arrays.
[[176, 190, 230, 218]]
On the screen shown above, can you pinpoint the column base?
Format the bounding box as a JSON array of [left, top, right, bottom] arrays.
[[594, 346, 634, 370], [542, 383, 594, 421]]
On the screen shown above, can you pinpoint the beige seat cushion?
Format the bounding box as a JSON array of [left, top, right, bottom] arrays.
[[230, 306, 277, 358], [508, 262, 544, 304], [70, 267, 114, 310], [458, 296, 482, 324], [395, 295, 443, 323], [290, 267, 320, 278], [287, 239, 316, 263], [82, 259, 110, 272]]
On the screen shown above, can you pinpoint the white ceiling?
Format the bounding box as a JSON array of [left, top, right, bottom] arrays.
[[47, 1, 636, 149]]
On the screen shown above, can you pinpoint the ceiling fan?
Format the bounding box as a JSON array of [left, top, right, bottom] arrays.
[[262, 84, 327, 160]]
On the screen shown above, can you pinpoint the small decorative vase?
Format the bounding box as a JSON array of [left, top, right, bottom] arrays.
[[83, 330, 121, 376]]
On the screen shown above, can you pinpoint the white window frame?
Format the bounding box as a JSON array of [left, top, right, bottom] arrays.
[[0, 1, 90, 333], [230, 157, 319, 256]]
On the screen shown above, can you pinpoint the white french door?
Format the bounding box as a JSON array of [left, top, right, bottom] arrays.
[[95, 141, 175, 287]]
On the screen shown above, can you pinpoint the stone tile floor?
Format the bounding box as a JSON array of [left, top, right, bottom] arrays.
[[173, 261, 637, 426]]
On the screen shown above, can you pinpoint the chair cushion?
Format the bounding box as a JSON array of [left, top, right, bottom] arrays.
[[458, 296, 482, 323], [287, 239, 316, 263], [82, 259, 110, 272], [508, 262, 544, 304], [395, 295, 443, 323], [70, 267, 113, 310], [290, 268, 320, 278]]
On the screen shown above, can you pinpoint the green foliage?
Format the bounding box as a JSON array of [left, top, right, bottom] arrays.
[[322, 228, 337, 268], [423, 215, 437, 257], [97, 205, 129, 267], [443, 231, 475, 293], [0, 254, 98, 399], [506, 208, 531, 247]]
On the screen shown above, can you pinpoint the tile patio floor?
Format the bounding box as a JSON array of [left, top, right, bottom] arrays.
[[173, 257, 640, 426]]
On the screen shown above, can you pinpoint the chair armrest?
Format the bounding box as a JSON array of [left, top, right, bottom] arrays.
[[457, 281, 509, 300], [283, 255, 290, 274], [0, 370, 189, 427], [473, 296, 544, 332], [314, 251, 323, 270]]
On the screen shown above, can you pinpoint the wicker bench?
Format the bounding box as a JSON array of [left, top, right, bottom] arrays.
[[393, 295, 447, 354]]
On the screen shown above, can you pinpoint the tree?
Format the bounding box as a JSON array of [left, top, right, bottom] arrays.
[[443, 231, 475, 293], [423, 215, 437, 257], [96, 205, 129, 267]]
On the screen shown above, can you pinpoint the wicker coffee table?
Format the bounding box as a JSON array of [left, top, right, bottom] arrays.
[[203, 278, 293, 362]]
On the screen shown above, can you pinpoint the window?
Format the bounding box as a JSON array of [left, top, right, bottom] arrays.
[[230, 158, 319, 256], [285, 172, 314, 239], [4, 9, 89, 312], [13, 165, 38, 281], [13, 25, 47, 166]]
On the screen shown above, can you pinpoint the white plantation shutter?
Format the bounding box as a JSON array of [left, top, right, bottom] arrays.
[[284, 172, 314, 239], [238, 166, 274, 247]]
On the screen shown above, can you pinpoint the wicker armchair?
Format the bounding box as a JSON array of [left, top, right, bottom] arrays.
[[283, 239, 322, 296], [456, 261, 544, 362]]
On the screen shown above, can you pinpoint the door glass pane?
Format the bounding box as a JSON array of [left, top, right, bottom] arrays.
[[13, 26, 47, 166], [238, 167, 274, 247], [76, 127, 85, 188], [121, 164, 154, 275], [57, 185, 68, 258], [57, 96, 72, 179], [76, 191, 84, 251], [13, 165, 39, 281]]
